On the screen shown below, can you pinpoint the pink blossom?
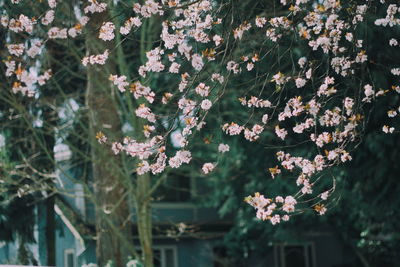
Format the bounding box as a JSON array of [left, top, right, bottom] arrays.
[[41, 10, 55, 25], [135, 104, 156, 123], [222, 122, 243, 136], [7, 43, 25, 57], [218, 144, 230, 153], [99, 22, 115, 41], [202, 163, 215, 174], [321, 191, 329, 200], [195, 83, 210, 97], [169, 62, 180, 73], [48, 27, 68, 39], [275, 125, 287, 140], [82, 50, 109, 66], [84, 0, 107, 14], [109, 75, 129, 92], [48, 0, 57, 8], [201, 99, 212, 110], [191, 54, 204, 71], [255, 17, 267, 27]]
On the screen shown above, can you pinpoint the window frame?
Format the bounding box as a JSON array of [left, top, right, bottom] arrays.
[[154, 245, 178, 267], [274, 242, 316, 267], [64, 248, 76, 267], [154, 173, 194, 204], [136, 245, 178, 267]]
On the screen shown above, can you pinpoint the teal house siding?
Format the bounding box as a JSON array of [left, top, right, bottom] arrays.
[[54, 218, 96, 267], [0, 242, 18, 264], [176, 239, 215, 267]]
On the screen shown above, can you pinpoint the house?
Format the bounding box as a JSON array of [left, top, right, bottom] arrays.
[[0, 144, 363, 267], [48, 144, 231, 267]]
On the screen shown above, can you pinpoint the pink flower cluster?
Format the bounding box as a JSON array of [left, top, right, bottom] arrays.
[[3, 0, 400, 223]]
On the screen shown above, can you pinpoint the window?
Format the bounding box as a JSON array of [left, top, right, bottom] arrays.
[[274, 243, 315, 267], [137, 246, 178, 267], [155, 173, 191, 202], [213, 246, 229, 267], [154, 246, 178, 267], [64, 249, 75, 267]]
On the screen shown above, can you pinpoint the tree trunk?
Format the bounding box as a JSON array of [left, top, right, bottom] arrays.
[[130, 16, 164, 267], [45, 195, 55, 266], [41, 82, 57, 267], [85, 11, 132, 267], [135, 173, 153, 267], [110, 13, 158, 267]]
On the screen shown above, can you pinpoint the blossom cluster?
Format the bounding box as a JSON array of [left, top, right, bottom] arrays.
[[2, 0, 400, 225]]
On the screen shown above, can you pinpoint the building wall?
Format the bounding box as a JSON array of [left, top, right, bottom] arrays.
[[176, 239, 215, 267], [55, 220, 76, 267], [0, 241, 18, 264], [151, 238, 217, 267], [55, 213, 96, 267]]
